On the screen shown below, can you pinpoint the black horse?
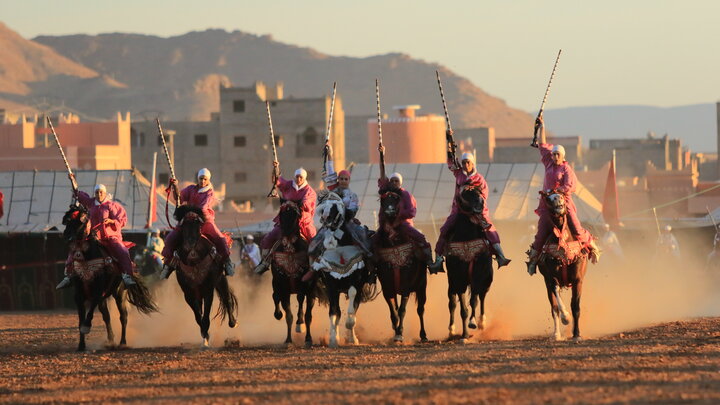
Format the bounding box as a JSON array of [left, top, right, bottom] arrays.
[[171, 205, 238, 348], [266, 200, 317, 347], [374, 190, 428, 343], [62, 205, 157, 351], [310, 191, 376, 348], [444, 184, 494, 341], [532, 191, 589, 341]]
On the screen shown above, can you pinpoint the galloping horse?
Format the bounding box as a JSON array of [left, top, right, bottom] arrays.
[[444, 183, 494, 341], [532, 190, 589, 341], [310, 191, 376, 348], [374, 190, 428, 343], [266, 200, 316, 347], [62, 205, 157, 351], [170, 205, 238, 347]]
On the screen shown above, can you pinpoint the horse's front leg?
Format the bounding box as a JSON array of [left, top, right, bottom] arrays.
[[115, 289, 129, 347], [282, 293, 293, 345], [545, 281, 563, 341], [395, 295, 410, 342], [571, 278, 583, 341], [458, 291, 470, 340], [328, 287, 341, 348], [384, 295, 400, 338], [81, 298, 101, 336], [447, 291, 457, 338], [296, 292, 306, 334], [416, 287, 428, 343], [200, 291, 213, 348], [304, 292, 314, 348], [468, 292, 479, 329], [75, 290, 87, 351], [345, 285, 360, 345], [98, 299, 114, 346]]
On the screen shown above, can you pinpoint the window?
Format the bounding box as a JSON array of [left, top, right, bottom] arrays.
[[234, 136, 246, 147], [302, 127, 318, 145], [194, 134, 208, 146], [233, 100, 245, 113], [158, 173, 169, 185], [234, 172, 247, 183], [274, 135, 284, 147], [270, 101, 277, 107]]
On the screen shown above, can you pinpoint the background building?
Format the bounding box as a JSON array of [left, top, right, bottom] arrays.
[[367, 105, 445, 164]]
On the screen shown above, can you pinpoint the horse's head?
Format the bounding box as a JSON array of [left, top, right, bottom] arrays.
[[174, 205, 206, 248], [457, 183, 486, 216], [541, 190, 567, 217], [317, 191, 345, 231], [279, 199, 301, 237], [62, 205, 90, 242], [380, 189, 402, 220]]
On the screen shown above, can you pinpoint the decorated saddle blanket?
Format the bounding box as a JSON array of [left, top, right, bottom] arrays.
[[446, 238, 490, 263], [72, 257, 115, 281], [272, 251, 309, 278], [377, 242, 414, 271], [542, 240, 584, 264], [174, 243, 220, 285], [312, 245, 365, 278]]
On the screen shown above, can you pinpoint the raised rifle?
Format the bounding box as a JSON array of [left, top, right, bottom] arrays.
[[435, 70, 458, 165], [531, 49, 562, 147], [46, 116, 78, 194], [322, 82, 338, 170], [375, 79, 386, 180], [266, 101, 280, 198], [156, 119, 180, 206]]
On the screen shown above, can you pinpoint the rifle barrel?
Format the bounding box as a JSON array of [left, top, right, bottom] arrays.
[[156, 119, 176, 181], [46, 117, 76, 191], [325, 82, 337, 144], [435, 70, 452, 132]]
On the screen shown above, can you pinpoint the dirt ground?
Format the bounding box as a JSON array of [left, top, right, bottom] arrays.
[[1, 310, 719, 404]]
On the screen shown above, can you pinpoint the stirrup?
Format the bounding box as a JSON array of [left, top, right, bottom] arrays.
[[122, 273, 136, 286], [224, 260, 235, 276], [160, 264, 174, 279], [496, 256, 511, 268], [56, 276, 72, 290], [254, 261, 270, 275], [428, 256, 445, 274]]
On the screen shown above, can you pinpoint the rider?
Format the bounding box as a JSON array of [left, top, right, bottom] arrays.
[[527, 116, 600, 274], [255, 165, 317, 274], [434, 141, 511, 268], [160, 168, 235, 278], [600, 223, 623, 259], [656, 225, 680, 259], [57, 179, 136, 289], [241, 234, 262, 269], [145, 228, 165, 269], [321, 144, 371, 254], [376, 145, 443, 273]]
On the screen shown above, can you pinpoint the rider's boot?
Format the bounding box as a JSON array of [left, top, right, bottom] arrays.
[[254, 249, 271, 274], [56, 276, 72, 290], [526, 248, 539, 276], [492, 243, 512, 268], [588, 239, 601, 264], [122, 273, 137, 286], [223, 258, 235, 276], [159, 258, 175, 280], [424, 247, 445, 274]]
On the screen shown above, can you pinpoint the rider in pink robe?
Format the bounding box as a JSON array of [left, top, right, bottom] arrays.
[[160, 168, 235, 278], [56, 181, 136, 289], [434, 147, 510, 268]]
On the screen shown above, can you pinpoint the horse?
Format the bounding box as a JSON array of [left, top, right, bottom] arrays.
[[444, 184, 494, 341], [266, 200, 317, 347], [374, 189, 428, 343], [170, 205, 238, 348], [533, 190, 589, 342], [310, 191, 376, 348], [62, 205, 157, 351]]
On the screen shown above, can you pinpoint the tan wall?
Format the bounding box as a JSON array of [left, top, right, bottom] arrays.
[[367, 116, 445, 164]]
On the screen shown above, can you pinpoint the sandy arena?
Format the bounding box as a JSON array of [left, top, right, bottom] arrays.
[[2, 254, 720, 404]]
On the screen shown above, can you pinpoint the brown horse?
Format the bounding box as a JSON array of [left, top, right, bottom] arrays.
[[532, 191, 589, 341], [374, 190, 428, 343]]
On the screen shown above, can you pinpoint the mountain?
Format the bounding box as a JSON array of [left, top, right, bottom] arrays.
[[30, 28, 535, 136], [544, 104, 718, 153]]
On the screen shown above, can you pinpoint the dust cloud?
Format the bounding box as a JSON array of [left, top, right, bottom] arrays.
[[109, 225, 720, 348]]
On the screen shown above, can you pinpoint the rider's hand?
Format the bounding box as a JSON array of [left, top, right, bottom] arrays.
[[272, 161, 279, 168], [103, 218, 115, 225], [535, 115, 544, 127], [378, 145, 385, 154], [169, 178, 178, 185]]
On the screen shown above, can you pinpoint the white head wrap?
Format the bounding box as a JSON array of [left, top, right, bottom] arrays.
[[664, 225, 672, 232], [390, 172, 403, 184], [94, 184, 106, 192], [246, 234, 254, 241], [461, 152, 475, 163], [197, 168, 211, 179], [551, 145, 566, 158], [294, 168, 307, 179]]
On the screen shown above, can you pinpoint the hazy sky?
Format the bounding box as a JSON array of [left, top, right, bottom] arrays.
[[3, 0, 718, 112]]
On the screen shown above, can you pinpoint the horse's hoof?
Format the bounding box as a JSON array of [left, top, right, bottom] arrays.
[[393, 334, 403, 343], [304, 341, 313, 349], [572, 336, 583, 343], [329, 341, 339, 349], [296, 323, 306, 334], [468, 321, 477, 329], [345, 319, 355, 329], [77, 345, 86, 352], [228, 319, 237, 329], [79, 325, 91, 335], [553, 335, 565, 342], [273, 310, 283, 320], [201, 338, 210, 349], [460, 338, 468, 344], [420, 337, 429, 343], [449, 325, 456, 335], [561, 312, 570, 325]]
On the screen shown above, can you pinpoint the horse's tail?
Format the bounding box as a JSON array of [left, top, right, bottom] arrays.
[[214, 275, 238, 322], [313, 275, 329, 307], [125, 274, 158, 314]]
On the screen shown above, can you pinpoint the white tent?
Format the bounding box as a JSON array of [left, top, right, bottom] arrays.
[[0, 170, 171, 232]]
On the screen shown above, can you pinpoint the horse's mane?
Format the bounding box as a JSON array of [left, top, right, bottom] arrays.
[[62, 205, 88, 225], [174, 205, 206, 222]]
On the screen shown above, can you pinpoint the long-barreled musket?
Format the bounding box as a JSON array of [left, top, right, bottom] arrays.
[[531, 49, 562, 147], [375, 79, 386, 180], [707, 206, 717, 228], [652, 207, 661, 237], [46, 116, 78, 193], [266, 101, 280, 198], [435, 70, 458, 164], [322, 82, 338, 169], [156, 118, 180, 206]]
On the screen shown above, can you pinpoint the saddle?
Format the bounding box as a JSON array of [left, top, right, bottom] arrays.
[[377, 242, 414, 271], [272, 250, 309, 278], [312, 245, 365, 278], [171, 235, 221, 284], [69, 239, 123, 282], [446, 238, 490, 263]]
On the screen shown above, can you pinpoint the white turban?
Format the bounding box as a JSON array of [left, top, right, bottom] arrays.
[[551, 145, 566, 158], [390, 172, 403, 184], [94, 184, 106, 192], [246, 234, 254, 241], [197, 168, 211, 179], [664, 225, 672, 232], [461, 152, 475, 163], [294, 168, 307, 179]]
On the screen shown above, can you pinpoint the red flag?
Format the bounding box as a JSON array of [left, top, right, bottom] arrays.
[[145, 175, 157, 228], [0, 190, 4, 219], [602, 152, 620, 228]]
